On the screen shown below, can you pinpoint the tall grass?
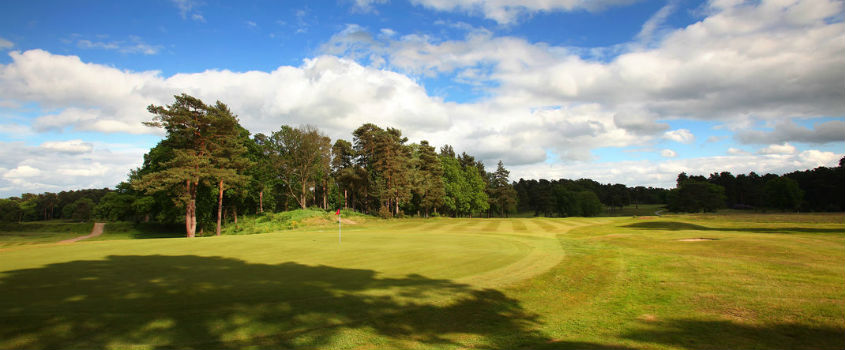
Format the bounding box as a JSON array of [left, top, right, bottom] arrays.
[[221, 208, 373, 235]]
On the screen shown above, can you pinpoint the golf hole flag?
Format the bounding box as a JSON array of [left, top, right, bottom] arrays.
[[336, 209, 341, 244]]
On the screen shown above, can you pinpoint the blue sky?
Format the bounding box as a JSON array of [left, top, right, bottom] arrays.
[[1, 0, 843, 197]]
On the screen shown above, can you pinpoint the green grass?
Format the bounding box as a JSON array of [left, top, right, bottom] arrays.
[[0, 221, 94, 247], [0, 214, 842, 349], [221, 208, 374, 235]]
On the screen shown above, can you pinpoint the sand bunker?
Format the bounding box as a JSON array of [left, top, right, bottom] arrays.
[[678, 238, 718, 242]]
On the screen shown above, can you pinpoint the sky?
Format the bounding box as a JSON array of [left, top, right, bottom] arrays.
[[0, 0, 843, 198]]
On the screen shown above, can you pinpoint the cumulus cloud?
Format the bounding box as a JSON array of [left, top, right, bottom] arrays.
[[1, 0, 843, 195], [0, 49, 453, 140], [663, 129, 694, 143], [410, 0, 640, 24], [0, 141, 145, 197], [660, 149, 677, 158], [759, 143, 797, 155], [727, 147, 750, 155], [735, 119, 845, 144], [509, 149, 842, 189], [336, 0, 844, 122], [40, 140, 94, 154]]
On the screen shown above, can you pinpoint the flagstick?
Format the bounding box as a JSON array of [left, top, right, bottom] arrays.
[[338, 212, 341, 245]]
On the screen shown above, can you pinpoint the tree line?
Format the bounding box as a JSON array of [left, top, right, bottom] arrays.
[[3, 94, 843, 236], [667, 160, 845, 213]]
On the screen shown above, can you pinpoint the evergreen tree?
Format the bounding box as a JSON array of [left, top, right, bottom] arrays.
[[132, 94, 244, 237], [489, 161, 517, 217], [415, 140, 446, 216]]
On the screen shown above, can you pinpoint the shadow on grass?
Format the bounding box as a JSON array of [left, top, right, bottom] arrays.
[[0, 255, 555, 349], [622, 318, 845, 350], [102, 222, 186, 239], [623, 221, 843, 234]]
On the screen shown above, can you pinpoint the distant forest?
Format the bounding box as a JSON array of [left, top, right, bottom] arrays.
[[2, 94, 843, 234]]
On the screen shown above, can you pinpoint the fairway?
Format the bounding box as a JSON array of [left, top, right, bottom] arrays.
[[1, 215, 843, 349]]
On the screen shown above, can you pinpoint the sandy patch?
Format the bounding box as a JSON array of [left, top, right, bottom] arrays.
[[677, 238, 718, 241], [637, 314, 659, 322], [59, 222, 105, 243]]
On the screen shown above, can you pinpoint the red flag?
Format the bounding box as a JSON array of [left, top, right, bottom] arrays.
[[336, 209, 340, 215]]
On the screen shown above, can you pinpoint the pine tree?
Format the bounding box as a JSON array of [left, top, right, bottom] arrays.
[[490, 161, 517, 217], [132, 94, 244, 237]]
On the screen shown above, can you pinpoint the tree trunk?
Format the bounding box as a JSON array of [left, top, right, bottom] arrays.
[[259, 190, 264, 213], [185, 180, 195, 238], [344, 189, 348, 209], [216, 180, 224, 236], [233, 206, 238, 225], [300, 182, 308, 209], [323, 180, 327, 209]]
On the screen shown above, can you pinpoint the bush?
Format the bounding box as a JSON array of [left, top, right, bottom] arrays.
[[377, 206, 392, 219]]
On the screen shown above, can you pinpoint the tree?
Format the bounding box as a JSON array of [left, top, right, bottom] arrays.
[[69, 197, 95, 221], [764, 176, 804, 211], [264, 125, 331, 210], [440, 154, 467, 216], [95, 192, 135, 221], [489, 161, 517, 217], [415, 140, 446, 216], [576, 191, 603, 217], [0, 199, 22, 222], [208, 111, 252, 236], [132, 94, 244, 237], [667, 181, 726, 213]]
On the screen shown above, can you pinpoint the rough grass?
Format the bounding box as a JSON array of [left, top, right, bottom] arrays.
[[221, 208, 373, 235], [0, 221, 93, 247], [0, 214, 842, 349]]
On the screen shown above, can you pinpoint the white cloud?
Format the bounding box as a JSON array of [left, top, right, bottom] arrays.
[[3, 165, 42, 178], [509, 150, 843, 189], [636, 0, 678, 45], [410, 0, 640, 24], [0, 141, 145, 197], [759, 143, 797, 155], [0, 37, 12, 50], [40, 140, 94, 154], [663, 129, 695, 143], [75, 35, 162, 55], [337, 0, 844, 123], [0, 123, 32, 137], [1, 0, 843, 195], [352, 0, 389, 13], [661, 149, 677, 158], [172, 0, 205, 22], [727, 147, 749, 155]]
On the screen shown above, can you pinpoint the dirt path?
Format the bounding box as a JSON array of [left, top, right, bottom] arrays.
[[59, 222, 105, 243]]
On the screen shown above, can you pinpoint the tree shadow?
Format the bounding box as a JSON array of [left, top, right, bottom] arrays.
[[621, 318, 844, 350], [0, 255, 553, 349], [623, 221, 843, 234]]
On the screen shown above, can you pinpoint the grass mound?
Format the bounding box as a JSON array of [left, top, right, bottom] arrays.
[[222, 208, 373, 235]]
